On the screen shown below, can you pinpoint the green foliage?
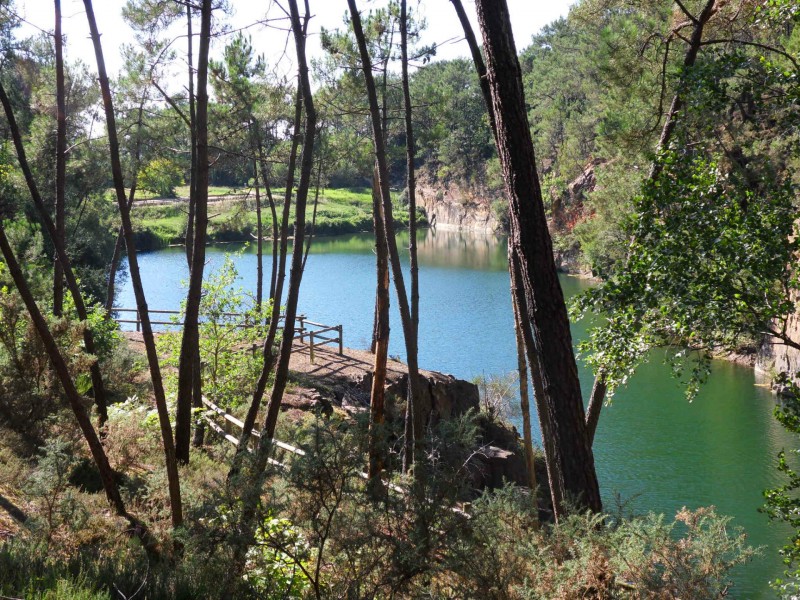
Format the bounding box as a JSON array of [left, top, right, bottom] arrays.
[[448, 488, 753, 598], [411, 59, 496, 190], [158, 252, 267, 409], [763, 380, 800, 597], [137, 157, 184, 198], [25, 437, 88, 543], [574, 153, 798, 399]]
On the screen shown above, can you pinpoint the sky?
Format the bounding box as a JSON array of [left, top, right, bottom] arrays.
[[12, 0, 575, 81]]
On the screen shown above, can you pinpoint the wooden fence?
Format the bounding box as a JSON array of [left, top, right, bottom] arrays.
[[112, 308, 343, 358], [201, 396, 410, 497]]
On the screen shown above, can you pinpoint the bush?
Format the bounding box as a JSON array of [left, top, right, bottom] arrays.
[[137, 158, 184, 198]]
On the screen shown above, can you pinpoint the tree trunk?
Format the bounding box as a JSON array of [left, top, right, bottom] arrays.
[[585, 372, 607, 446], [225, 9, 315, 587], [259, 4, 316, 443], [254, 156, 263, 309], [175, 0, 211, 465], [185, 3, 197, 267], [83, 0, 182, 528], [450, 0, 568, 517], [53, 0, 65, 317], [234, 83, 304, 457], [512, 292, 537, 519], [348, 0, 426, 470], [400, 0, 420, 340], [368, 166, 390, 488], [473, 0, 602, 514]]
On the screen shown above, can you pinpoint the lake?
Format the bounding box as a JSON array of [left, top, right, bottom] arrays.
[[117, 228, 793, 597]]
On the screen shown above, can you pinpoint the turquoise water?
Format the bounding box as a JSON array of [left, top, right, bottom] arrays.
[[117, 229, 794, 597]]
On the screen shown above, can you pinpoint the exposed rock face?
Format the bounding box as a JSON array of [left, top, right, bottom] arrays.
[[756, 290, 800, 393], [417, 181, 501, 234], [549, 158, 606, 274], [550, 158, 606, 232], [286, 343, 530, 491]]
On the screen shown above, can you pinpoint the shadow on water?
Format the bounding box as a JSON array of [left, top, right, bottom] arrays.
[[120, 229, 793, 597]]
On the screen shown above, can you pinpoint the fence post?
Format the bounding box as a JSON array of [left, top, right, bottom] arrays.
[[337, 325, 343, 355], [298, 315, 306, 343], [224, 405, 232, 436], [309, 331, 315, 364], [136, 309, 140, 332]]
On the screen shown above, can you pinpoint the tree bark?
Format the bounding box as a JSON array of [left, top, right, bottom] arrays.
[[53, 0, 65, 317], [226, 10, 315, 584], [174, 0, 211, 465], [368, 166, 390, 488], [473, 0, 602, 514], [254, 156, 263, 309], [450, 0, 565, 517], [348, 0, 426, 470], [185, 3, 197, 267], [585, 372, 607, 446], [512, 292, 537, 519], [234, 81, 305, 459], [83, 0, 182, 528], [400, 0, 419, 336], [259, 2, 316, 443]]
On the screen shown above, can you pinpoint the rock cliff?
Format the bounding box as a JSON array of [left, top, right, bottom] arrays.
[[756, 289, 800, 394], [417, 181, 502, 234]]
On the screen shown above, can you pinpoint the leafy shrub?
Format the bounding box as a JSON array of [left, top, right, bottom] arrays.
[[137, 158, 184, 198]]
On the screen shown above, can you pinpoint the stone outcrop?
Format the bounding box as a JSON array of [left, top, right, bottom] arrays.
[[756, 289, 800, 394], [549, 158, 606, 274], [417, 181, 501, 234], [286, 343, 531, 491]]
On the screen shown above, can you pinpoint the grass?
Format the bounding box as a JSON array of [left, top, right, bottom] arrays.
[[130, 187, 423, 249]]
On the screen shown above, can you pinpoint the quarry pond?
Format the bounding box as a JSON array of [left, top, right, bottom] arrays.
[[117, 229, 793, 597]]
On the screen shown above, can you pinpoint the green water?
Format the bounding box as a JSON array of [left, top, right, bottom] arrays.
[[118, 229, 794, 597]]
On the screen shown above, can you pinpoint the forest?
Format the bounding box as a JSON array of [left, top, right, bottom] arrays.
[[0, 0, 798, 597]]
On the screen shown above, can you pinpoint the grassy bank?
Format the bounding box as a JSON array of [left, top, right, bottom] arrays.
[[127, 187, 425, 250]]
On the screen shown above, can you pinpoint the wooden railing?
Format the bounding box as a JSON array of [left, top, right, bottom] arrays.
[[201, 396, 410, 497], [112, 308, 343, 357]]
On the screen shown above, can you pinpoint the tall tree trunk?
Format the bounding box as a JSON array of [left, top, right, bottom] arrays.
[[105, 99, 145, 314], [512, 291, 537, 519], [234, 83, 304, 457], [368, 166, 390, 488], [586, 0, 718, 442], [348, 0, 425, 470], [175, 0, 211, 465], [510, 252, 563, 517], [53, 0, 65, 317], [400, 0, 419, 341], [224, 7, 315, 590], [400, 0, 421, 472], [0, 83, 110, 426], [185, 3, 197, 267], [82, 0, 182, 528], [473, 0, 602, 514], [254, 156, 263, 309], [265, 164, 279, 301], [450, 0, 567, 516], [259, 5, 316, 443]]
